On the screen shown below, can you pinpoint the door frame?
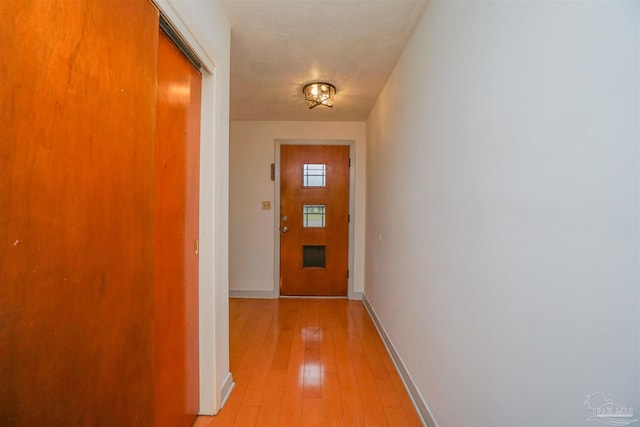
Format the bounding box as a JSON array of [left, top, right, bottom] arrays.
[[274, 139, 357, 299]]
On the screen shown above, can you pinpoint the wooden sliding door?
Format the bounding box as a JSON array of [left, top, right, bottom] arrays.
[[0, 2, 202, 426], [0, 0, 158, 424], [154, 29, 202, 427]]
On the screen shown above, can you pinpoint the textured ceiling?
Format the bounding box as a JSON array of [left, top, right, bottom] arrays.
[[221, 0, 428, 121]]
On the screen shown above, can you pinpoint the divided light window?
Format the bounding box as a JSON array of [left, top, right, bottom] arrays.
[[303, 164, 326, 187], [303, 204, 326, 228]]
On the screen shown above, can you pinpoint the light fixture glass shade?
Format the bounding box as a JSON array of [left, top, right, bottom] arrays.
[[303, 82, 336, 109]]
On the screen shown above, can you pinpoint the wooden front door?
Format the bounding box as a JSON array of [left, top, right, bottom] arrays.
[[280, 145, 350, 296]]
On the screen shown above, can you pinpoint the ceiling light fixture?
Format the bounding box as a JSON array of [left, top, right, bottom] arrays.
[[303, 82, 336, 109]]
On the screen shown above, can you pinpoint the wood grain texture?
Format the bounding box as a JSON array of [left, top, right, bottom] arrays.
[[0, 0, 158, 424], [195, 298, 424, 427], [280, 145, 350, 296], [154, 30, 202, 427]]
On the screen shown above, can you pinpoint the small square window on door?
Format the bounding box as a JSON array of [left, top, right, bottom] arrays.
[[303, 204, 326, 228], [303, 163, 326, 187], [302, 245, 326, 268]]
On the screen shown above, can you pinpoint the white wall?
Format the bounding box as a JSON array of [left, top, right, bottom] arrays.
[[156, 0, 231, 414], [366, 2, 639, 427], [229, 121, 366, 297]]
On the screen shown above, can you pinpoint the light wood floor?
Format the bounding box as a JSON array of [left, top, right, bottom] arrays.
[[194, 298, 423, 427]]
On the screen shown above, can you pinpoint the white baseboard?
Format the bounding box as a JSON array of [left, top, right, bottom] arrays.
[[349, 291, 364, 300], [219, 372, 235, 410], [362, 294, 439, 427], [229, 290, 363, 300], [197, 372, 234, 416], [229, 290, 275, 299]]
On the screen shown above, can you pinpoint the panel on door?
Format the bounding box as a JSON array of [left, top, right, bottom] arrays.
[[280, 145, 350, 296], [155, 30, 201, 427]]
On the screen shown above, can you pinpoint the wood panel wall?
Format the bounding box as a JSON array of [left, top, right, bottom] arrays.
[[0, 1, 198, 425]]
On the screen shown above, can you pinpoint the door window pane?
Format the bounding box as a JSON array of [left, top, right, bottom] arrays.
[[303, 204, 326, 228], [303, 245, 326, 268], [303, 164, 326, 187]]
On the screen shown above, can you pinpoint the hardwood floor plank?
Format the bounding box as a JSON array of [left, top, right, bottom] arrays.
[[192, 415, 213, 427], [319, 310, 343, 424], [350, 342, 390, 426], [277, 301, 307, 426], [301, 397, 323, 427], [333, 303, 371, 426], [207, 381, 247, 426], [195, 298, 423, 427], [233, 405, 260, 426], [255, 384, 285, 426]]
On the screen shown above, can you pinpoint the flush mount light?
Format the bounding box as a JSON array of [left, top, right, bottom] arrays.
[[302, 82, 336, 109]]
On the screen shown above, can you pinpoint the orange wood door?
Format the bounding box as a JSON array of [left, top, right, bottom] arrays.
[[0, 0, 158, 424], [280, 145, 350, 296], [155, 30, 201, 427]]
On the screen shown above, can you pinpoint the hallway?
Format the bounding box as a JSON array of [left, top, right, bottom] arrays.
[[195, 298, 423, 426]]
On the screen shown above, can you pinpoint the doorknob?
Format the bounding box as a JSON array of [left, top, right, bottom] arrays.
[[281, 226, 288, 233]]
